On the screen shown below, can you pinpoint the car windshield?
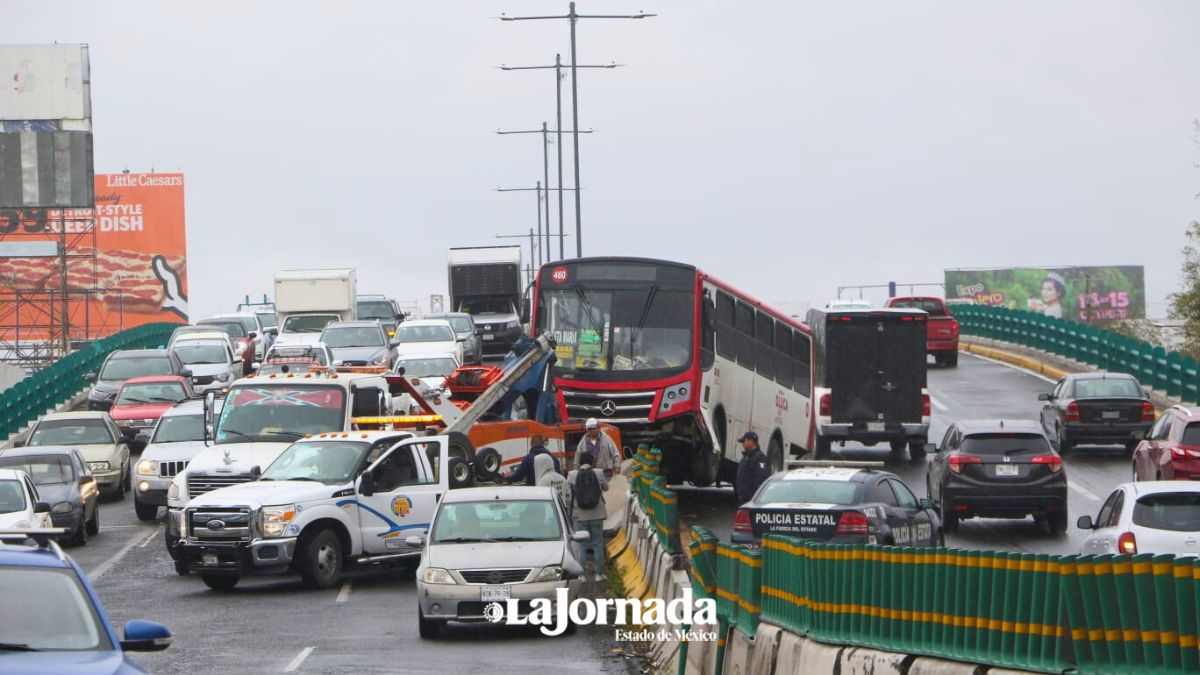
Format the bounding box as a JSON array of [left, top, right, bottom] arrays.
[[536, 286, 694, 372], [233, 316, 258, 333], [322, 326, 384, 348], [887, 299, 946, 316], [282, 314, 338, 334], [357, 301, 394, 320], [1074, 378, 1142, 398], [960, 433, 1051, 455], [431, 500, 562, 543], [262, 441, 369, 484], [152, 414, 204, 443], [116, 382, 187, 405], [173, 343, 229, 365], [29, 419, 112, 446], [756, 479, 858, 505], [432, 316, 472, 333], [0, 456, 75, 485], [216, 385, 345, 443], [0, 480, 27, 513], [395, 325, 454, 343], [99, 355, 173, 381], [457, 298, 514, 315], [395, 357, 458, 378], [0, 567, 111, 651], [199, 320, 248, 338], [1133, 493, 1200, 532]]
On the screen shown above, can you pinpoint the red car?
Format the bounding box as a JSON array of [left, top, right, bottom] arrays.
[[1132, 404, 1200, 481], [109, 375, 195, 451], [884, 296, 960, 367]]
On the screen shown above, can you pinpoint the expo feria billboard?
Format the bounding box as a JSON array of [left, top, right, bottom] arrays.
[[945, 266, 1145, 321]]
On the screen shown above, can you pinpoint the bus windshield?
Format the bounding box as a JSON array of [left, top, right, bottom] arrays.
[[216, 385, 346, 443], [537, 285, 694, 374]]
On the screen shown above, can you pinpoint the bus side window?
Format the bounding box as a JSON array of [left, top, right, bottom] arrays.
[[715, 291, 736, 360], [792, 332, 812, 394], [774, 323, 793, 389], [735, 301, 755, 369], [756, 311, 775, 379], [700, 293, 716, 371]]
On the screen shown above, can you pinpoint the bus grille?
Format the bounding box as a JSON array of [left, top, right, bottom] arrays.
[[562, 389, 656, 423]]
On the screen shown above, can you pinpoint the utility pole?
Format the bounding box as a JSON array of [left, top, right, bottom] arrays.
[[500, 2, 655, 257], [496, 184, 579, 266], [499, 57, 618, 259]]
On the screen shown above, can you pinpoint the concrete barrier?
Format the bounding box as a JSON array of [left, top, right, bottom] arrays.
[[840, 647, 910, 675], [770, 630, 806, 674], [684, 618, 721, 675], [747, 623, 782, 675], [908, 657, 986, 675], [719, 624, 755, 675], [788, 635, 842, 675]]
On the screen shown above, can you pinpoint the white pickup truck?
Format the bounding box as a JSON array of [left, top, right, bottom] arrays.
[[174, 430, 454, 591]]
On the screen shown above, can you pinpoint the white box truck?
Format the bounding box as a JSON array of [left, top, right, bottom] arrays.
[[447, 246, 523, 359], [273, 268, 357, 347]]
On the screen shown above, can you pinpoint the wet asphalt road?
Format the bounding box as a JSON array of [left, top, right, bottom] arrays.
[[680, 351, 1129, 556]]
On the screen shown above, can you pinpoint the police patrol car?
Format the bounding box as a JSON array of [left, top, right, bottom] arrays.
[[731, 463, 943, 547]]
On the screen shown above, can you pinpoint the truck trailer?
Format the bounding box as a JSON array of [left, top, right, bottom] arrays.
[[447, 247, 523, 359]]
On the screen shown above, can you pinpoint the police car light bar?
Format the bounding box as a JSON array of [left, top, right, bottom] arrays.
[[787, 460, 886, 469]]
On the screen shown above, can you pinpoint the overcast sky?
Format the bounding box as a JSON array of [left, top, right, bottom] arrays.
[[10, 1, 1200, 318]]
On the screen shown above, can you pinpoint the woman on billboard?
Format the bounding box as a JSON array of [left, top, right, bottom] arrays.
[[1028, 272, 1067, 318]]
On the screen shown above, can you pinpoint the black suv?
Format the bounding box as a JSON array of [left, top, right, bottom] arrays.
[[85, 349, 190, 411], [925, 419, 1068, 534]]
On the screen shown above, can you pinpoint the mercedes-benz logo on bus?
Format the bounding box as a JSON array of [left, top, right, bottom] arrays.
[[206, 519, 227, 531], [599, 400, 617, 417]]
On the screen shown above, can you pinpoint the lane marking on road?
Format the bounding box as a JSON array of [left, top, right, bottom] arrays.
[[1069, 481, 1101, 502], [930, 396, 949, 413], [964, 352, 1056, 384], [138, 530, 159, 548], [89, 528, 159, 582], [285, 646, 314, 672], [336, 581, 352, 604]]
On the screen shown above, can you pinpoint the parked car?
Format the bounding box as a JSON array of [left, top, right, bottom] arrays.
[[357, 294, 404, 337], [256, 343, 334, 375], [732, 466, 941, 547], [1079, 482, 1200, 557], [1040, 372, 1154, 455], [85, 349, 190, 412], [133, 400, 215, 522], [0, 448, 99, 545], [170, 338, 239, 393], [20, 412, 130, 500], [319, 320, 394, 368], [0, 469, 52, 530], [926, 419, 1068, 534], [1132, 404, 1200, 481], [109, 376, 195, 452], [425, 312, 482, 365], [883, 296, 960, 367], [393, 319, 464, 364], [0, 530, 172, 669], [413, 485, 585, 638]]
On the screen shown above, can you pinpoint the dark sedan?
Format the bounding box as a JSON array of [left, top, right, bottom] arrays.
[[0, 447, 100, 545], [1038, 372, 1154, 454], [926, 419, 1068, 534]]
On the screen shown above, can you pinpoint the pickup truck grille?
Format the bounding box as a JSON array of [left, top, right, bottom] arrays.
[[193, 375, 215, 385], [186, 507, 253, 543], [159, 460, 188, 478], [459, 568, 532, 584], [188, 474, 253, 499], [562, 389, 656, 423]]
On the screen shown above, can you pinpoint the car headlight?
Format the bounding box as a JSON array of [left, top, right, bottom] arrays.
[[372, 353, 389, 365], [51, 501, 74, 514], [260, 504, 297, 538], [422, 568, 456, 585], [87, 461, 110, 472], [90, 389, 114, 400], [137, 459, 159, 475], [218, 371, 233, 382], [505, 320, 519, 330], [533, 565, 565, 582]]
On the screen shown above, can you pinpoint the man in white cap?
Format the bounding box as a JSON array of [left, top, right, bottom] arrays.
[[576, 417, 621, 478]]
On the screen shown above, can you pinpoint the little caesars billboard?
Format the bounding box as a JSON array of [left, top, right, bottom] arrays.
[[945, 266, 1146, 321]]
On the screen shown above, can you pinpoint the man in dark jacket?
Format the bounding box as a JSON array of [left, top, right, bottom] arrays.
[[734, 431, 772, 503], [505, 434, 562, 485]]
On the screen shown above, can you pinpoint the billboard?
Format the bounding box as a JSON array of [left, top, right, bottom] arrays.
[[0, 45, 91, 124], [0, 173, 187, 339], [945, 266, 1146, 321]]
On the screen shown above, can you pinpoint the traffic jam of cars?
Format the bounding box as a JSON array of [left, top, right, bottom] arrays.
[[1, 259, 1197, 672]]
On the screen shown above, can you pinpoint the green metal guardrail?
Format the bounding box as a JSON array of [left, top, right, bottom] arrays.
[[952, 304, 1198, 403], [0, 322, 181, 440], [629, 443, 681, 555], [703, 533, 1200, 674]]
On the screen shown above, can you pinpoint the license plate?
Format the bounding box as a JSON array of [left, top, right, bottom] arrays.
[[482, 334, 495, 341], [1102, 411, 1120, 420], [202, 554, 218, 566], [995, 464, 1019, 477], [481, 585, 511, 602], [867, 422, 885, 432]]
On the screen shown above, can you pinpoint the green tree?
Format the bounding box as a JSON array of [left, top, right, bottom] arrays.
[[1170, 221, 1200, 359]]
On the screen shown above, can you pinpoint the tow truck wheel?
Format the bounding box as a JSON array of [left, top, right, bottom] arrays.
[[299, 528, 343, 589], [202, 574, 238, 592], [474, 448, 503, 481], [448, 457, 474, 489]]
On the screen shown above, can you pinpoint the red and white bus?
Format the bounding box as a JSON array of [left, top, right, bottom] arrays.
[[531, 257, 814, 486]]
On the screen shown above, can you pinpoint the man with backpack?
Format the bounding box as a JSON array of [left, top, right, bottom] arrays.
[[567, 450, 609, 581]]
